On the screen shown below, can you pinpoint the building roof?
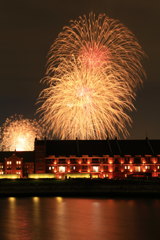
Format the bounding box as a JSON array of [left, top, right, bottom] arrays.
[[0, 151, 35, 162], [36, 139, 160, 157], [1, 139, 160, 160]]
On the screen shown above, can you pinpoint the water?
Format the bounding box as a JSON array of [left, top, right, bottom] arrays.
[[0, 197, 160, 240]]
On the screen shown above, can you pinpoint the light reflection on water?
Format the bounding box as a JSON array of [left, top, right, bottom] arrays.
[[0, 197, 160, 240]]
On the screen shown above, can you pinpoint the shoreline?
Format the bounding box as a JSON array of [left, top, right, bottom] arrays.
[[1, 178, 160, 197]]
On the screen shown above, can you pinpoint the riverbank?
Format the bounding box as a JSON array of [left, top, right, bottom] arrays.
[[0, 178, 160, 197]]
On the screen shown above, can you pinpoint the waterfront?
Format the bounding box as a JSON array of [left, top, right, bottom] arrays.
[[0, 197, 160, 240]]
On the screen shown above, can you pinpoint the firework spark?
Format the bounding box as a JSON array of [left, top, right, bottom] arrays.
[[0, 115, 43, 151], [38, 13, 145, 139]]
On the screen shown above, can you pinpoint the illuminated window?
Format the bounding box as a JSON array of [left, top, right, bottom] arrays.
[[125, 166, 130, 170], [73, 166, 76, 170], [135, 166, 141, 172], [52, 166, 54, 169], [59, 166, 66, 173], [92, 166, 99, 172], [49, 166, 51, 170], [7, 161, 11, 165], [108, 158, 113, 164], [145, 166, 150, 169], [16, 161, 21, 164]]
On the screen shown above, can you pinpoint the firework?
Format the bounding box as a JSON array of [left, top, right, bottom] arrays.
[[38, 13, 145, 139], [46, 13, 145, 89], [38, 59, 134, 139], [0, 115, 43, 151]]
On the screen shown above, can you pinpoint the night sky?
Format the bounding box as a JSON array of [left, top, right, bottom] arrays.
[[0, 0, 160, 139]]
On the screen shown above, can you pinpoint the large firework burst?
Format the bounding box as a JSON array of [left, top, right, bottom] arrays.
[[0, 115, 43, 151], [38, 13, 145, 139]]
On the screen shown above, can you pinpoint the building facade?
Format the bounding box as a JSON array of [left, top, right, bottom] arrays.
[[0, 139, 160, 179]]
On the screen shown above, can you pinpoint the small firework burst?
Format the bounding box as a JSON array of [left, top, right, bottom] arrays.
[[0, 115, 43, 151]]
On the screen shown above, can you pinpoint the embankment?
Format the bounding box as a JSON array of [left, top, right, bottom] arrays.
[[0, 178, 160, 197]]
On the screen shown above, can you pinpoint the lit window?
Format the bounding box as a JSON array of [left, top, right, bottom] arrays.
[[124, 166, 127, 169], [145, 166, 150, 169], [135, 166, 141, 172], [7, 161, 11, 165], [108, 158, 113, 164], [49, 166, 51, 170], [73, 166, 76, 170], [52, 166, 54, 169], [59, 166, 66, 173], [92, 166, 99, 172]]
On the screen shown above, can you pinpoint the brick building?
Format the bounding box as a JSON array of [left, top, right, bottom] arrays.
[[0, 138, 160, 179]]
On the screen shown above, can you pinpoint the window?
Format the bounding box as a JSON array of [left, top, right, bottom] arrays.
[[135, 166, 141, 172], [16, 161, 21, 164], [81, 166, 88, 172], [59, 166, 66, 173], [145, 166, 150, 169], [124, 166, 130, 169], [92, 166, 99, 172], [92, 158, 99, 164], [70, 166, 76, 171], [48, 166, 54, 170], [7, 161, 11, 165], [70, 159, 77, 164], [58, 159, 66, 164]]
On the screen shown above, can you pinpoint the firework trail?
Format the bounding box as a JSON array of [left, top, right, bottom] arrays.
[[0, 115, 43, 151], [38, 13, 145, 139]]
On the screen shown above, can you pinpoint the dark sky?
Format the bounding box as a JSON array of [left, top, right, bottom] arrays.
[[0, 0, 160, 139]]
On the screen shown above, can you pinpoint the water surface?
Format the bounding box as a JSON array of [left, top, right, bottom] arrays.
[[0, 197, 160, 240]]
